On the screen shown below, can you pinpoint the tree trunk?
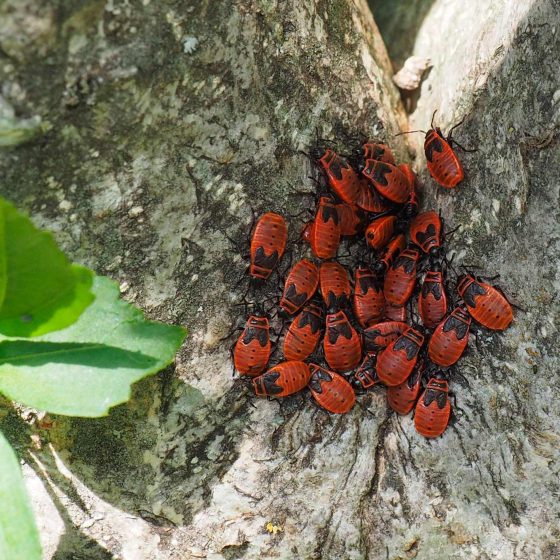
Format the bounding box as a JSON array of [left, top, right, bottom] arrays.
[[0, 0, 558, 559]]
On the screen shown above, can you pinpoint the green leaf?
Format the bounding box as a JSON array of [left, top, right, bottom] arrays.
[[0, 277, 186, 416], [0, 199, 95, 337], [0, 432, 42, 560]]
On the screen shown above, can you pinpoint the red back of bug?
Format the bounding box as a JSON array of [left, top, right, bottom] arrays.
[[283, 302, 324, 361], [308, 363, 356, 414], [384, 303, 407, 322], [457, 274, 513, 330], [324, 310, 362, 372], [373, 234, 406, 275], [233, 315, 271, 376], [319, 262, 351, 311], [386, 361, 424, 414], [336, 203, 367, 236], [365, 215, 397, 251], [377, 327, 425, 386], [315, 149, 360, 204], [428, 305, 471, 366], [398, 163, 420, 218], [280, 258, 319, 315], [353, 352, 380, 390], [414, 374, 451, 437], [419, 270, 447, 328], [362, 142, 396, 165], [253, 361, 311, 398], [356, 177, 393, 212], [384, 247, 420, 306], [309, 196, 341, 259], [362, 160, 409, 203], [425, 129, 464, 188], [410, 211, 442, 254], [362, 321, 408, 352], [250, 212, 288, 279], [353, 267, 385, 327]]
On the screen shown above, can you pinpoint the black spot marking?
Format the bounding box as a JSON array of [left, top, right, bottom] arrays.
[[422, 279, 442, 300], [358, 274, 380, 295], [242, 327, 269, 346], [298, 309, 323, 334], [284, 283, 308, 308], [393, 335, 421, 360], [261, 371, 283, 395], [321, 203, 340, 225], [372, 162, 391, 186], [254, 246, 279, 269], [442, 315, 469, 339], [462, 281, 487, 308], [415, 223, 438, 248], [327, 321, 352, 344], [425, 134, 444, 162], [393, 254, 416, 274], [423, 387, 448, 409]]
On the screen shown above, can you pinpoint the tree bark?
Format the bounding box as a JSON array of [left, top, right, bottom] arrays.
[[0, 0, 558, 559]]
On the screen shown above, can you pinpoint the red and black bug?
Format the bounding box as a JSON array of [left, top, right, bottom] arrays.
[[377, 327, 425, 386], [312, 148, 361, 204], [365, 214, 397, 251], [399, 163, 420, 219], [384, 303, 407, 322], [414, 372, 451, 438], [280, 258, 319, 315], [356, 178, 393, 213], [308, 363, 356, 414], [353, 352, 380, 390], [424, 115, 465, 188], [410, 211, 442, 255], [319, 261, 351, 311], [372, 233, 406, 275], [308, 196, 341, 259], [324, 310, 362, 372], [336, 203, 368, 236], [351, 142, 396, 172], [362, 321, 408, 352], [386, 361, 424, 415], [250, 212, 288, 280], [283, 302, 324, 361], [253, 361, 311, 398], [353, 267, 385, 327], [457, 274, 513, 331], [362, 160, 410, 204], [428, 305, 471, 366], [384, 247, 420, 306], [419, 268, 447, 328], [233, 315, 271, 376]]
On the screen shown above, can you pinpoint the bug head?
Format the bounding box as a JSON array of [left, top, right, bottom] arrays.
[[310, 146, 326, 161]]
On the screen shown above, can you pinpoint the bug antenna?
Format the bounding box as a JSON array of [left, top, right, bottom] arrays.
[[431, 109, 438, 129], [395, 129, 427, 137]]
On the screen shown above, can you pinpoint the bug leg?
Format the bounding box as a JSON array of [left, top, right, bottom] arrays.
[[450, 139, 478, 153], [493, 285, 526, 312]]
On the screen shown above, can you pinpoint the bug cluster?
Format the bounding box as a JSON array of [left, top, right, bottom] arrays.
[[229, 121, 514, 438]]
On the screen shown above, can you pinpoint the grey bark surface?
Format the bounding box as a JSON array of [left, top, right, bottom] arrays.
[[0, 1, 558, 559]]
